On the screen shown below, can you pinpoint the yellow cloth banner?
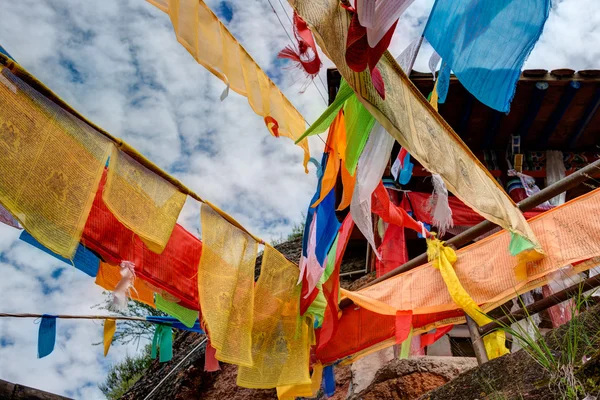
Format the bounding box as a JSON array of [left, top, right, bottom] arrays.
[[103, 318, 117, 357], [276, 362, 323, 399], [341, 188, 600, 333], [198, 203, 257, 367], [237, 245, 312, 389], [146, 0, 310, 171], [95, 262, 156, 307], [289, 0, 542, 257], [103, 147, 186, 254], [0, 66, 111, 258], [426, 237, 509, 359]]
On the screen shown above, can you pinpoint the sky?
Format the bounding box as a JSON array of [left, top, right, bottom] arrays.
[[0, 0, 598, 398]]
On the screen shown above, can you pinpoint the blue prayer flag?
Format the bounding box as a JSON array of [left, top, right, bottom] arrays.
[[424, 0, 550, 112], [146, 316, 204, 333], [38, 315, 57, 358], [323, 365, 336, 397], [20, 231, 99, 277]]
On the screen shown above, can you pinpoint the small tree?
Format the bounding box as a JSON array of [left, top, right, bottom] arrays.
[[98, 345, 153, 399], [94, 293, 167, 346]]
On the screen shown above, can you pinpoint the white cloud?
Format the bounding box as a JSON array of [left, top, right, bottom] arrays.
[[0, 0, 596, 397]]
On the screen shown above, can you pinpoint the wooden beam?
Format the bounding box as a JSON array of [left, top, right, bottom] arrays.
[[569, 86, 600, 149], [466, 314, 489, 365], [537, 80, 581, 147], [518, 81, 548, 140]]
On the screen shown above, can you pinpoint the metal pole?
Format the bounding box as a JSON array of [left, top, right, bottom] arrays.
[[479, 274, 600, 336], [339, 158, 600, 311]]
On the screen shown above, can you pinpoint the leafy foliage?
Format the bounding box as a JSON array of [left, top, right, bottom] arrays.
[[98, 345, 153, 399]]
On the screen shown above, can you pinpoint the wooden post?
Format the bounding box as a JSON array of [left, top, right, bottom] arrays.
[[466, 314, 489, 365]]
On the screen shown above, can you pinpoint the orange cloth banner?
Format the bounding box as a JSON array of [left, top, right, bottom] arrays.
[[342, 188, 600, 322], [95, 262, 156, 307], [146, 0, 310, 171]]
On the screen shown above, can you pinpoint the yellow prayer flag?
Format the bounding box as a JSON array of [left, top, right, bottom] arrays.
[[146, 0, 311, 171], [237, 245, 312, 389], [103, 147, 186, 254], [103, 319, 117, 357], [198, 203, 257, 367], [0, 66, 111, 258]]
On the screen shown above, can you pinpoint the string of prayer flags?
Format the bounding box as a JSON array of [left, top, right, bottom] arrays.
[[145, 0, 311, 171], [84, 172, 201, 311], [103, 147, 187, 254], [289, 0, 544, 265], [278, 12, 322, 77], [0, 203, 20, 229], [151, 324, 173, 363], [0, 65, 112, 259], [154, 293, 199, 328], [103, 319, 117, 357], [198, 203, 257, 367], [37, 315, 56, 359], [20, 230, 100, 278], [339, 189, 600, 362], [424, 0, 551, 112], [236, 245, 312, 389], [146, 316, 203, 333]]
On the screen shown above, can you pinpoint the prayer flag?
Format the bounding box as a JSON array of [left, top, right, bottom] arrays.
[[424, 0, 551, 112]]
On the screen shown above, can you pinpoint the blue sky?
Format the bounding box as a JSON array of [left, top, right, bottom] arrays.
[[0, 0, 597, 398]]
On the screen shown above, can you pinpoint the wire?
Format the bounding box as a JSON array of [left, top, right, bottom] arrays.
[[143, 337, 208, 400], [265, 0, 329, 147]]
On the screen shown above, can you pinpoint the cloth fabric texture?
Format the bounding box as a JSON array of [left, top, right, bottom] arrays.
[[155, 293, 199, 328], [146, 0, 310, 171], [20, 230, 100, 277], [38, 315, 57, 359], [103, 147, 186, 254], [425, 237, 508, 359], [237, 245, 312, 389], [151, 324, 173, 363], [0, 203, 19, 229], [341, 188, 600, 333], [146, 316, 203, 333], [198, 203, 257, 367], [292, 0, 543, 262], [95, 262, 156, 308], [83, 172, 202, 310], [0, 66, 111, 258], [278, 12, 322, 77], [103, 319, 117, 357], [424, 0, 551, 112]]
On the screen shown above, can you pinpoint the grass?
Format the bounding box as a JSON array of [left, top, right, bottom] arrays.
[[492, 283, 600, 400]]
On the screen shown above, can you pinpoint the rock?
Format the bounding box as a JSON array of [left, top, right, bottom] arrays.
[[349, 347, 395, 395], [348, 356, 477, 400]]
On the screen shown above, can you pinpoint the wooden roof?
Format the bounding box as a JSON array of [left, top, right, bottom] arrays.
[[326, 68, 600, 152]]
